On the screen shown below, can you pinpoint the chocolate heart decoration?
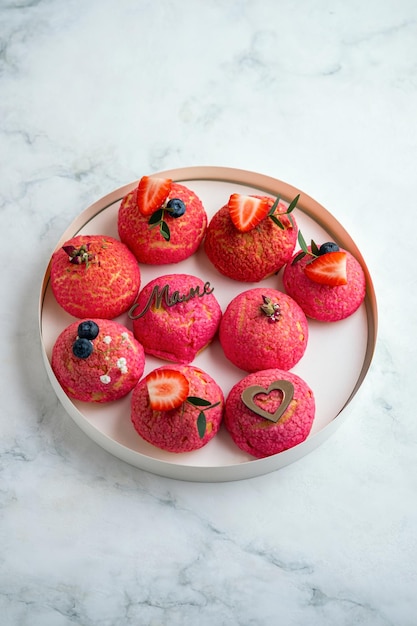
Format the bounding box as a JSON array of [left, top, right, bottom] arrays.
[[241, 380, 294, 423]]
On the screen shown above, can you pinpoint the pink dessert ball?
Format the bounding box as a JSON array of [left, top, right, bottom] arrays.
[[219, 288, 308, 372], [50, 235, 141, 319], [225, 368, 315, 458], [118, 182, 207, 264], [51, 319, 145, 402], [130, 274, 222, 364], [283, 247, 366, 321], [204, 196, 298, 282], [131, 365, 224, 453]]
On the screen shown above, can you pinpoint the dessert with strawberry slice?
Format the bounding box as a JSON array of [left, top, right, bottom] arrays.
[[118, 175, 207, 265], [283, 236, 366, 321], [204, 192, 299, 282], [131, 365, 224, 453]]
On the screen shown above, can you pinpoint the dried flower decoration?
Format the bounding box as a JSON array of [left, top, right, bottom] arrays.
[[62, 243, 95, 268], [260, 295, 281, 323]]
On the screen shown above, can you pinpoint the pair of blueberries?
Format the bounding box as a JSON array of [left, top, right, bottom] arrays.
[[72, 321, 99, 359]]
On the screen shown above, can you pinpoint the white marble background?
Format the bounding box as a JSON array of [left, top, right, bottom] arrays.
[[1, 0, 416, 624]]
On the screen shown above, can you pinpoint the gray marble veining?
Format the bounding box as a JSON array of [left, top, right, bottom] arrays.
[[1, 0, 416, 624]]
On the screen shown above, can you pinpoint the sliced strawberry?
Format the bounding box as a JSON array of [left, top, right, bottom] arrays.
[[304, 251, 348, 286], [136, 176, 172, 216], [146, 369, 189, 411], [228, 194, 270, 232]]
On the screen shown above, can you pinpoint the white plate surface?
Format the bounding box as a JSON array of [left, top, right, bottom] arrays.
[[39, 166, 377, 482]]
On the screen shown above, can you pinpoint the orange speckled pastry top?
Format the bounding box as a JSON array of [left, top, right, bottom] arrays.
[[50, 235, 140, 319]]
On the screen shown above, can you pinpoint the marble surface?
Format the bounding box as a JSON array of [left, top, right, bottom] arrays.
[[1, 0, 416, 624]]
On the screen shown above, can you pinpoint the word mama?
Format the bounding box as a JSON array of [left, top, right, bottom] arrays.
[[129, 281, 214, 319]]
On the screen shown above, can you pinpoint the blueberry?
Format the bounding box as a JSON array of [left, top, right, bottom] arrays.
[[72, 337, 93, 359], [77, 320, 99, 340], [166, 198, 186, 218], [319, 241, 339, 255]]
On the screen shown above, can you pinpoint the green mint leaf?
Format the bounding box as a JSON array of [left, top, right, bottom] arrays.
[[269, 214, 284, 229], [288, 214, 294, 229], [148, 209, 164, 225], [311, 239, 320, 256], [268, 196, 280, 216], [287, 194, 300, 214], [291, 250, 306, 265], [187, 396, 212, 407], [298, 230, 309, 253], [160, 221, 170, 241], [197, 411, 206, 438]]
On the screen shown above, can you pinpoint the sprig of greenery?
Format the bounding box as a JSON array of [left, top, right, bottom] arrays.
[[268, 193, 300, 230], [148, 208, 171, 241], [291, 231, 320, 265], [186, 396, 221, 438], [148, 204, 179, 241]]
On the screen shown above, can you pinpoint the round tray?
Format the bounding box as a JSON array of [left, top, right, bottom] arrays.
[[39, 166, 378, 482]]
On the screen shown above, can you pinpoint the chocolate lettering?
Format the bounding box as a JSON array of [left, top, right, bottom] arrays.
[[128, 281, 214, 320], [203, 281, 214, 295], [182, 285, 201, 302], [168, 290, 185, 306]]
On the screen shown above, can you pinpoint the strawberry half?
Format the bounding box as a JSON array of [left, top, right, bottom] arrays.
[[137, 176, 172, 216], [304, 251, 348, 286], [146, 369, 189, 411], [228, 194, 270, 233]]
